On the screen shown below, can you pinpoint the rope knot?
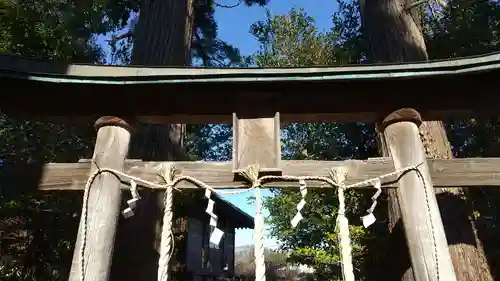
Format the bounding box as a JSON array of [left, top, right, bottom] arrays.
[[157, 163, 178, 185], [329, 167, 347, 187], [239, 164, 261, 187]]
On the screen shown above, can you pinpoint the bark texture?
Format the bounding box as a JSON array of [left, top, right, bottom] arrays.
[[361, 0, 493, 280], [110, 1, 195, 281]]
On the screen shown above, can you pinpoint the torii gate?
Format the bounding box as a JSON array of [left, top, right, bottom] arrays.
[[1, 52, 500, 281]]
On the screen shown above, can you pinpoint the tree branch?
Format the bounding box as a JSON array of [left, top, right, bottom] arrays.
[[107, 30, 133, 44], [214, 0, 243, 8], [405, 0, 448, 11], [194, 31, 211, 66]]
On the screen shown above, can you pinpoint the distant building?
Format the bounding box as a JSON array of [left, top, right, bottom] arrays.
[[181, 192, 254, 281]]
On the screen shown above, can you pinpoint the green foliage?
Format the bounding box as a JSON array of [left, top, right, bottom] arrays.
[[423, 0, 500, 59], [252, 1, 500, 280], [106, 0, 269, 66], [0, 116, 95, 165], [251, 8, 337, 67], [0, 0, 15, 17], [0, 1, 270, 279], [0, 116, 96, 281], [0, 2, 112, 280], [185, 124, 233, 161], [330, 0, 364, 64], [0, 0, 107, 277], [421, 4, 500, 275], [1, 192, 82, 281], [0, 0, 141, 62], [265, 187, 375, 280], [192, 1, 242, 67], [250, 7, 379, 280], [2, 0, 500, 280]]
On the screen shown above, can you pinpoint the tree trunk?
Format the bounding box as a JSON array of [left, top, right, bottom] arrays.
[[110, 1, 195, 281], [360, 1, 493, 281]]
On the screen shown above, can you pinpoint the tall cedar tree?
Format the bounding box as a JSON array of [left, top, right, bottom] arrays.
[[110, 1, 268, 281], [360, 0, 492, 280]]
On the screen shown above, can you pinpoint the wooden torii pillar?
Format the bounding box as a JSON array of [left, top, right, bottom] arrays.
[[68, 116, 134, 281], [31, 114, 498, 281], [380, 108, 457, 281], [36, 112, 495, 281], [4, 53, 499, 281]]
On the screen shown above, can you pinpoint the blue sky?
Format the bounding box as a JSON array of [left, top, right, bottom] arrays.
[[98, 0, 338, 248], [215, 0, 338, 57]]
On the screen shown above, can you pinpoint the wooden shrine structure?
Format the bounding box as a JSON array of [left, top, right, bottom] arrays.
[[1, 51, 500, 281]]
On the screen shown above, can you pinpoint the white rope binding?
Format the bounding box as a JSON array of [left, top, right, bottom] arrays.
[[76, 162, 424, 281], [331, 168, 355, 281], [158, 184, 174, 281], [291, 179, 307, 227], [361, 178, 382, 228], [157, 164, 177, 281], [254, 186, 266, 281], [238, 165, 266, 281], [205, 189, 224, 245], [122, 180, 141, 219]]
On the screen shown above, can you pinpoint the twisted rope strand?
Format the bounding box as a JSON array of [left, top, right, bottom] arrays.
[[331, 168, 355, 281], [239, 165, 266, 281], [291, 179, 307, 227], [77, 162, 425, 281], [157, 164, 177, 281], [158, 184, 174, 281], [414, 168, 440, 281], [361, 179, 382, 228], [254, 187, 266, 281]]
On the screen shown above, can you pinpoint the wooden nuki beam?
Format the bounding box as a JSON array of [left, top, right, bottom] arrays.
[[232, 95, 281, 175], [27, 157, 500, 191]]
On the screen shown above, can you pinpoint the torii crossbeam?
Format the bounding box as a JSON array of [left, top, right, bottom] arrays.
[[2, 52, 500, 281]]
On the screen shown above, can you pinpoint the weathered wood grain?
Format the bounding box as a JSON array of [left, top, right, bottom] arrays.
[[3, 53, 500, 123], [384, 120, 456, 281], [36, 158, 500, 190], [2, 52, 499, 78], [232, 102, 281, 173], [68, 124, 132, 281], [134, 110, 474, 124], [16, 110, 474, 125]]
